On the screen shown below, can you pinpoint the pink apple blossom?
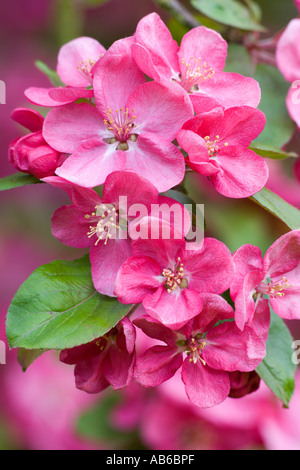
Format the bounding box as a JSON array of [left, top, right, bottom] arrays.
[[44, 171, 189, 297], [133, 13, 261, 111], [25, 36, 105, 107], [9, 108, 66, 178], [59, 316, 136, 393], [177, 106, 269, 198], [133, 294, 266, 408], [231, 230, 300, 330], [115, 237, 233, 329], [44, 171, 157, 296], [43, 36, 193, 191]]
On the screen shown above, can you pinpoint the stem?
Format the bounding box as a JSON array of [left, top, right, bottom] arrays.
[[154, 0, 201, 28]]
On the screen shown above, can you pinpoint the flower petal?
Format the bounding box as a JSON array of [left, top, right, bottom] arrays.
[[182, 358, 230, 408], [91, 238, 132, 297], [134, 345, 183, 387], [209, 145, 269, 198], [43, 102, 106, 153]]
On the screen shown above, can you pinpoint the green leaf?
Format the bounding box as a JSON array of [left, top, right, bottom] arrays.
[[191, 0, 265, 31], [224, 44, 254, 76], [250, 144, 298, 160], [253, 64, 295, 148], [256, 307, 296, 407], [17, 348, 45, 372], [0, 173, 41, 191], [6, 255, 133, 350], [79, 0, 111, 6], [76, 394, 139, 447], [251, 187, 300, 230], [35, 60, 64, 87]]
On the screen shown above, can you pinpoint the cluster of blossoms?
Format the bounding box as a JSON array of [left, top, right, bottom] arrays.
[[9, 13, 300, 408]]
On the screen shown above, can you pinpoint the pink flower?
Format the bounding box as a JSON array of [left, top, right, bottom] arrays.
[[44, 170, 168, 297], [115, 237, 233, 329], [133, 294, 266, 408], [231, 230, 300, 330], [25, 37, 105, 107], [133, 13, 261, 110], [59, 317, 136, 393], [43, 37, 193, 191], [276, 19, 300, 127], [177, 106, 269, 198], [9, 108, 66, 178]]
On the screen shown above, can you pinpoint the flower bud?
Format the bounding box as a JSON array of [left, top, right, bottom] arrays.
[[228, 371, 261, 399], [9, 108, 66, 179]]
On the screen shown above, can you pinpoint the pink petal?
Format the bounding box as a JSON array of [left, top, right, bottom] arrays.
[[178, 26, 227, 74], [133, 12, 180, 82], [90, 238, 132, 297], [11, 107, 44, 132], [55, 137, 123, 187], [51, 205, 93, 248], [43, 102, 106, 153], [25, 87, 75, 107], [210, 145, 269, 198], [75, 355, 110, 393], [93, 36, 146, 116], [131, 237, 185, 270], [182, 358, 230, 408], [192, 72, 261, 109], [115, 256, 162, 304], [250, 298, 270, 342], [57, 36, 106, 87], [134, 345, 183, 387], [231, 244, 264, 300], [233, 270, 265, 331], [143, 286, 203, 330], [60, 340, 103, 364], [263, 230, 300, 278], [134, 315, 178, 346], [182, 237, 233, 294], [101, 346, 135, 390], [276, 19, 300, 83], [177, 129, 220, 176], [203, 321, 266, 372], [126, 81, 193, 141], [127, 132, 186, 192], [102, 170, 158, 209], [118, 317, 136, 355], [183, 293, 234, 336], [48, 87, 94, 102]]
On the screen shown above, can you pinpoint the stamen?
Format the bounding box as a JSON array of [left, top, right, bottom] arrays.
[[180, 57, 215, 93], [256, 277, 293, 298], [204, 135, 228, 158], [162, 257, 188, 293], [104, 107, 136, 143], [85, 204, 119, 246], [186, 337, 206, 366]]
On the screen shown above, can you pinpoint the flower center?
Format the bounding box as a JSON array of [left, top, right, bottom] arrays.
[[179, 57, 215, 93], [185, 334, 206, 365], [85, 204, 119, 246], [256, 277, 293, 298], [162, 257, 188, 293], [77, 57, 101, 82], [104, 107, 137, 149], [204, 135, 228, 158]]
